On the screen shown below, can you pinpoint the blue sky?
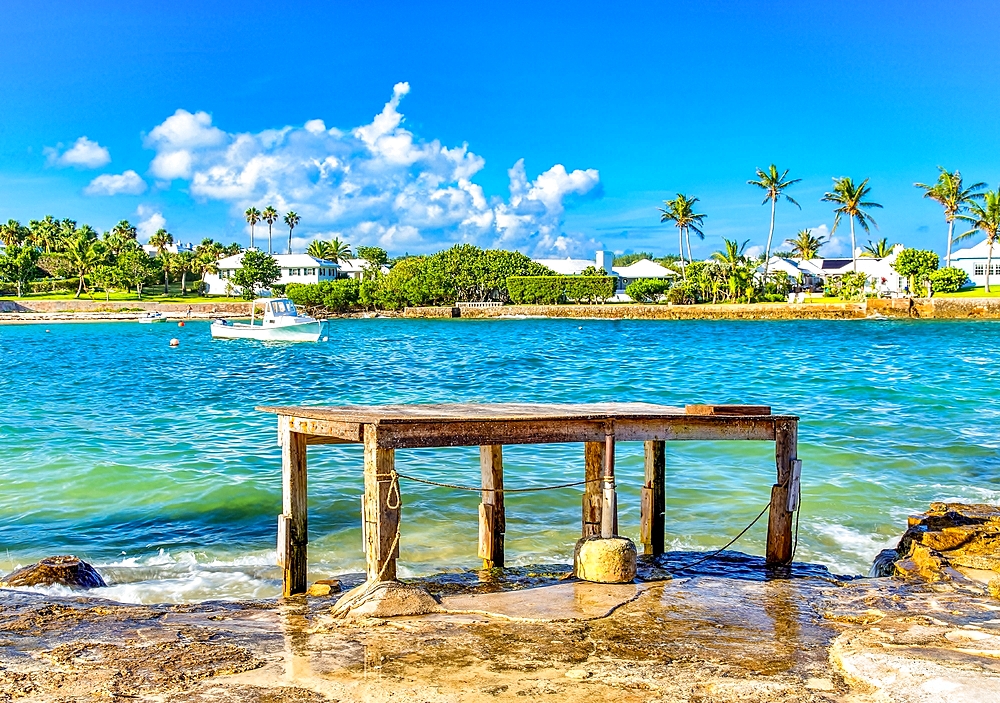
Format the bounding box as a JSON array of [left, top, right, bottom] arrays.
[[3, 0, 1000, 259]]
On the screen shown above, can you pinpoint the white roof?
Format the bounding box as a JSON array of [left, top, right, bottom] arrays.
[[611, 259, 676, 278], [338, 258, 390, 274], [952, 238, 997, 260], [215, 251, 338, 269], [533, 258, 594, 275]]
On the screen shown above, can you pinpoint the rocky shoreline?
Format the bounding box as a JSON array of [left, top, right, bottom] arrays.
[[3, 504, 1000, 703], [4, 296, 1000, 323]]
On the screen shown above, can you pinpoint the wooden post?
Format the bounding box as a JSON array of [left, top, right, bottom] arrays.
[[279, 417, 308, 597], [640, 440, 666, 555], [766, 418, 798, 565], [478, 445, 505, 568], [583, 442, 604, 537], [363, 424, 399, 582], [601, 430, 617, 538]]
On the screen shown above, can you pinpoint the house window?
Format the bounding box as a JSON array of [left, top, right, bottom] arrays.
[[975, 264, 985, 275]]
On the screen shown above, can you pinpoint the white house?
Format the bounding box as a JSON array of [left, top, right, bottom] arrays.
[[531, 250, 677, 301], [203, 252, 340, 296], [142, 241, 194, 256], [533, 250, 616, 276], [951, 238, 999, 289], [611, 258, 676, 293], [337, 258, 391, 279], [760, 245, 908, 296]]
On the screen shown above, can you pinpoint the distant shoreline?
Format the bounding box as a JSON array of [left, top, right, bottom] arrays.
[[3, 296, 1000, 323]]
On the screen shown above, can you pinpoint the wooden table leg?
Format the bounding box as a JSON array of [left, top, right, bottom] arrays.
[[478, 445, 505, 569], [363, 424, 399, 582], [279, 416, 308, 596], [641, 440, 665, 555], [583, 441, 604, 537], [766, 418, 798, 565]]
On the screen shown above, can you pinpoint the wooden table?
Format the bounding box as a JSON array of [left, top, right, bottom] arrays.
[[257, 403, 800, 596]]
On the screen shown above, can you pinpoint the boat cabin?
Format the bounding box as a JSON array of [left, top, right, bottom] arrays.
[[255, 298, 301, 325]]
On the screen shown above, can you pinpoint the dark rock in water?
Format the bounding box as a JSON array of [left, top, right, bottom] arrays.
[[0, 555, 107, 589], [869, 549, 899, 578]]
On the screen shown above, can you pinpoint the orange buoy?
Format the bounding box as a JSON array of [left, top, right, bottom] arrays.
[[169, 338, 180, 347], [178, 321, 185, 327]]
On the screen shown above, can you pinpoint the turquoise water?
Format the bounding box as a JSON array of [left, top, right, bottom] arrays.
[[1, 317, 998, 602]]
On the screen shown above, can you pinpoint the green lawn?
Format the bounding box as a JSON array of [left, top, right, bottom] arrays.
[[935, 286, 1000, 298], [1, 284, 231, 304]]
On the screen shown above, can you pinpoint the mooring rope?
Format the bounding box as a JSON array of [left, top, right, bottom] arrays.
[[331, 470, 796, 617], [670, 503, 771, 574]]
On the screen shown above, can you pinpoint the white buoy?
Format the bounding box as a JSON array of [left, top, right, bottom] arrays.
[[169, 338, 180, 347]]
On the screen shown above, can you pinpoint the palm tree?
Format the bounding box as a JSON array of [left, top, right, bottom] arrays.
[[956, 188, 1000, 293], [328, 237, 353, 263], [28, 216, 62, 253], [245, 207, 261, 249], [822, 177, 881, 272], [283, 211, 300, 254], [861, 237, 895, 258], [61, 230, 105, 298], [914, 168, 986, 268], [306, 240, 333, 259], [194, 250, 220, 295], [711, 238, 750, 300], [174, 251, 197, 295], [105, 220, 138, 257], [747, 164, 801, 277], [785, 228, 827, 259], [0, 220, 27, 247], [262, 206, 279, 254], [659, 194, 707, 281], [149, 228, 174, 294]]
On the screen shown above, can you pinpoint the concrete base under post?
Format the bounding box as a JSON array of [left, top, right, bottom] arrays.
[[574, 536, 637, 584], [332, 580, 440, 618]]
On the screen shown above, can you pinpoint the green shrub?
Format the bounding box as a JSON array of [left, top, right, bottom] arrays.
[[286, 279, 360, 314], [893, 248, 939, 296], [928, 267, 969, 293], [625, 278, 671, 303], [506, 276, 615, 305]]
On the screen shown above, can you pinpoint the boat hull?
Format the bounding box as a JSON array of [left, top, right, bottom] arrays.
[[210, 320, 323, 342]]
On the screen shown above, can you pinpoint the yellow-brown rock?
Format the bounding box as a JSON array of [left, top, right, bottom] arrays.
[[883, 503, 1000, 591], [307, 579, 342, 597]]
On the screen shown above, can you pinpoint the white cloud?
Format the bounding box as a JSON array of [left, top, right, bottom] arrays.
[[44, 136, 111, 169], [84, 170, 147, 196], [145, 109, 226, 180], [811, 224, 846, 256], [142, 85, 601, 254], [745, 244, 764, 258], [136, 205, 167, 241]]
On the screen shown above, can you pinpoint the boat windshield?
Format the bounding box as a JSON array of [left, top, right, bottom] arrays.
[[269, 300, 298, 317]]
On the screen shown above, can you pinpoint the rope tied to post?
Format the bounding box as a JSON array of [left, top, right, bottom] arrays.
[[331, 469, 404, 619]]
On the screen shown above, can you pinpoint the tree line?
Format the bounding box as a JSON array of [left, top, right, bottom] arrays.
[[660, 165, 1000, 292], [0, 216, 239, 298]]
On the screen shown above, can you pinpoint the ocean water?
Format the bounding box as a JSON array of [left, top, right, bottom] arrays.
[[1, 317, 998, 603]]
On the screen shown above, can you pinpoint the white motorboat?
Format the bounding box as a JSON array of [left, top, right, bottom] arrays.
[[211, 298, 322, 342], [138, 311, 165, 323]]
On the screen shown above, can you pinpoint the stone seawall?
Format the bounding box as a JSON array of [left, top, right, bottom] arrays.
[[399, 297, 1000, 321], [0, 299, 251, 315], [430, 302, 867, 320]]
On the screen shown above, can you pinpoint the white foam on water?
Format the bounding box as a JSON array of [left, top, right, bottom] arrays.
[[804, 520, 899, 575], [8, 549, 286, 604]]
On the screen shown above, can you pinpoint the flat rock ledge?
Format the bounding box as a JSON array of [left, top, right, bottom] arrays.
[[876, 502, 1000, 595]]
